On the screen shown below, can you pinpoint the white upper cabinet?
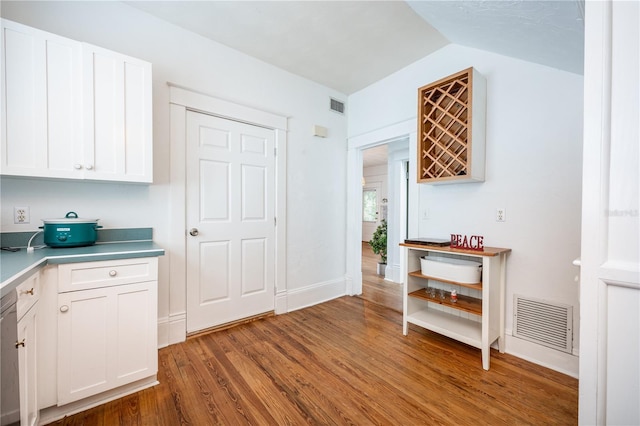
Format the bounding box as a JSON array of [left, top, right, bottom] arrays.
[[1, 19, 83, 179], [0, 19, 153, 183], [83, 44, 153, 182]]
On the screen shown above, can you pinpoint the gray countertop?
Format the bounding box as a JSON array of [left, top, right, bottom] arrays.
[[1, 241, 164, 297]]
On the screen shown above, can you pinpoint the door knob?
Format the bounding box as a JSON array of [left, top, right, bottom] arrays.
[[189, 228, 199, 236]]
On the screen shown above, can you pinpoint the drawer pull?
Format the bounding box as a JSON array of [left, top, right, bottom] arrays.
[[60, 305, 69, 313], [15, 339, 25, 348], [109, 270, 117, 277], [21, 288, 34, 296]]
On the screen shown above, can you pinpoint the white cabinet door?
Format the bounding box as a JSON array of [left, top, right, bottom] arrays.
[[57, 281, 157, 405], [1, 19, 83, 179], [83, 44, 153, 183], [1, 19, 152, 183], [1, 303, 20, 425], [17, 304, 39, 426]]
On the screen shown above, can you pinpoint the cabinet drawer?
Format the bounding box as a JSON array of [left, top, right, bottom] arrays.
[[16, 270, 40, 321], [58, 257, 158, 292]]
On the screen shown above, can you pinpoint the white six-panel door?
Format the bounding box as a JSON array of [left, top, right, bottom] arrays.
[[186, 111, 276, 333]]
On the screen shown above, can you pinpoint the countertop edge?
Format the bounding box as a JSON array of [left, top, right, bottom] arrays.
[[1, 243, 165, 298], [1, 257, 48, 297]]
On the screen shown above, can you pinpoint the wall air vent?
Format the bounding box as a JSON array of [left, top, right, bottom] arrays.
[[513, 295, 573, 353], [330, 98, 345, 114]]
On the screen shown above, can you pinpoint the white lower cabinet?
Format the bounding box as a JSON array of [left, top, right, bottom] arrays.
[[55, 257, 158, 406], [15, 270, 41, 426]]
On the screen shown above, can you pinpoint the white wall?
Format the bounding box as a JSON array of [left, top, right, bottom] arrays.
[[349, 44, 583, 376], [0, 2, 348, 341]]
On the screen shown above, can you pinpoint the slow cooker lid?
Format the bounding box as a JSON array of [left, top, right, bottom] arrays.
[[42, 211, 99, 224]]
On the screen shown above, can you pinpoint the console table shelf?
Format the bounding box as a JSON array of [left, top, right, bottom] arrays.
[[408, 288, 482, 316], [401, 243, 510, 370]]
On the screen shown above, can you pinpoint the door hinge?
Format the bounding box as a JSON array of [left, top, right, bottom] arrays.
[[274, 217, 277, 227], [274, 147, 277, 157]]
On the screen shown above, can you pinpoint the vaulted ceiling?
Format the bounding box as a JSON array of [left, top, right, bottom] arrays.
[[126, 0, 585, 95]]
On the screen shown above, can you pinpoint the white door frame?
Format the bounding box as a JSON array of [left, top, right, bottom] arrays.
[[167, 85, 287, 344], [579, 1, 640, 424], [346, 118, 418, 295]]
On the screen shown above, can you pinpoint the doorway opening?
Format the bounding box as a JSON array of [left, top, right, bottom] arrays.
[[358, 140, 409, 311]]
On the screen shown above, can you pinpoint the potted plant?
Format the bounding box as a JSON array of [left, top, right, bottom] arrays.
[[369, 219, 387, 276]]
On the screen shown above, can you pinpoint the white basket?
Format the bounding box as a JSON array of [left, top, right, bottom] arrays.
[[420, 256, 482, 284]]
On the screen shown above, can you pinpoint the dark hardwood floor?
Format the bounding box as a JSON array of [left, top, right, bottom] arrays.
[[48, 247, 578, 425]]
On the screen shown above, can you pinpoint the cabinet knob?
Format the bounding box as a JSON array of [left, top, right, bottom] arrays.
[[15, 339, 25, 349], [21, 288, 34, 296], [85, 164, 94, 170], [109, 270, 117, 277], [60, 305, 69, 313], [74, 164, 83, 170]]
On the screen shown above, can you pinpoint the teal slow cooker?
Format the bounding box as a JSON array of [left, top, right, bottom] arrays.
[[41, 212, 102, 248]]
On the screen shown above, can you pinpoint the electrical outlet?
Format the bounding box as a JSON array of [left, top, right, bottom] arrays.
[[14, 206, 30, 224], [496, 208, 506, 222]]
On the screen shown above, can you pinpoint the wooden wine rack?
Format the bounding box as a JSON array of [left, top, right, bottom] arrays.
[[417, 67, 486, 184]]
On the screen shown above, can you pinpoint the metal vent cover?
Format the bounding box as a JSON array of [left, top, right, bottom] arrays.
[[330, 98, 345, 114], [513, 295, 573, 353]]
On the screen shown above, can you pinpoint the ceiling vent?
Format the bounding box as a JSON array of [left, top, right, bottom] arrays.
[[330, 98, 345, 114]]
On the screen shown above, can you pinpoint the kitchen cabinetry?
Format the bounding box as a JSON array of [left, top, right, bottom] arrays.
[[401, 243, 510, 370], [16, 271, 41, 426], [0, 19, 83, 180], [417, 67, 486, 184], [82, 44, 153, 182], [56, 257, 158, 405], [0, 18, 153, 183]]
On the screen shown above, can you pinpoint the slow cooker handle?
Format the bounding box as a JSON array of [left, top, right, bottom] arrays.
[[65, 212, 78, 218]]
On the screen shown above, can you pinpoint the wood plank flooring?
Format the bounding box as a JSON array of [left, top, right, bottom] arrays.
[[48, 247, 578, 425], [359, 242, 403, 312]]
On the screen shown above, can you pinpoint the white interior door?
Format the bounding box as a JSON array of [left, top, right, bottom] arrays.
[[579, 1, 640, 424], [186, 111, 275, 333]]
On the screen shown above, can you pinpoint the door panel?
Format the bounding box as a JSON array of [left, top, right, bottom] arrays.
[[242, 165, 266, 219], [186, 111, 275, 333], [199, 241, 230, 303], [242, 238, 267, 295], [200, 160, 230, 221]]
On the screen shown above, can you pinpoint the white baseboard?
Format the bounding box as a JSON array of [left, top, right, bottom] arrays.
[[160, 280, 346, 346], [159, 311, 186, 346], [158, 316, 169, 348], [275, 290, 288, 314], [385, 263, 402, 284], [285, 277, 347, 313], [504, 329, 579, 378]]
